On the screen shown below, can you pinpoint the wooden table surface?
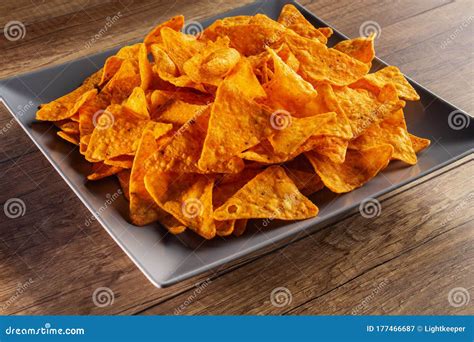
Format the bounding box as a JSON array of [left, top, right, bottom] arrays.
[[0, 0, 473, 315]]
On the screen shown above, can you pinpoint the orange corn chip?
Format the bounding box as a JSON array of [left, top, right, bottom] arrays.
[[333, 83, 404, 137], [99, 56, 124, 87], [144, 172, 216, 239], [198, 59, 270, 173], [214, 166, 318, 220], [138, 43, 152, 91], [101, 59, 141, 104], [333, 34, 375, 65], [350, 109, 417, 165], [144, 15, 185, 47], [87, 162, 123, 181], [117, 170, 131, 201], [278, 4, 328, 44], [284, 33, 370, 86], [129, 123, 163, 226], [183, 37, 241, 86], [57, 131, 79, 145], [350, 66, 420, 101], [123, 87, 150, 119], [85, 104, 172, 161], [409, 133, 431, 153], [306, 144, 393, 193], [37, 74, 100, 122]]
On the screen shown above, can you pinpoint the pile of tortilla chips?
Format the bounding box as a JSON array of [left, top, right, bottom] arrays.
[[37, 4, 430, 239]]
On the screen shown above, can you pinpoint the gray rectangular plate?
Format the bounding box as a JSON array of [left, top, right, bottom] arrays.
[[1, 0, 473, 288]]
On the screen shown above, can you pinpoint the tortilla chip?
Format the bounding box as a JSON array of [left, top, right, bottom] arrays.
[[144, 172, 216, 239], [183, 37, 241, 86], [55, 120, 79, 134], [85, 104, 172, 161], [123, 87, 150, 119], [284, 155, 324, 196], [306, 144, 393, 193], [333, 34, 375, 65], [57, 131, 79, 145], [117, 170, 131, 201], [144, 15, 185, 47], [302, 135, 349, 164], [36, 70, 101, 121], [268, 112, 338, 155], [214, 166, 318, 220], [138, 43, 152, 91], [160, 27, 204, 74], [278, 4, 328, 44], [350, 66, 420, 101], [157, 100, 209, 126], [333, 83, 405, 137], [99, 56, 124, 87], [129, 123, 163, 226], [198, 59, 269, 173], [87, 162, 123, 181], [410, 133, 431, 153], [350, 109, 417, 165], [104, 155, 134, 169], [101, 59, 141, 104], [284, 33, 370, 86], [150, 107, 210, 173]]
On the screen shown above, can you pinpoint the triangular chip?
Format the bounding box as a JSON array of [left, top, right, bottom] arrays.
[[350, 66, 420, 101], [183, 37, 241, 86], [306, 144, 393, 193], [138, 43, 152, 91], [123, 87, 150, 119], [333, 34, 375, 65], [278, 4, 328, 44], [350, 109, 417, 165], [214, 166, 318, 220], [198, 59, 269, 173], [284, 33, 370, 86], [144, 172, 216, 239], [333, 83, 404, 137], [87, 162, 123, 181], [409, 133, 431, 153], [85, 104, 172, 161], [144, 15, 185, 47], [101, 59, 141, 104], [129, 123, 164, 225]]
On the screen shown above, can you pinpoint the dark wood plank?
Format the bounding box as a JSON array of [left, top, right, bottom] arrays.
[[0, 0, 472, 315]]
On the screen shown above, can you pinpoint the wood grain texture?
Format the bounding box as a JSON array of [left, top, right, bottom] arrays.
[[0, 0, 473, 315]]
